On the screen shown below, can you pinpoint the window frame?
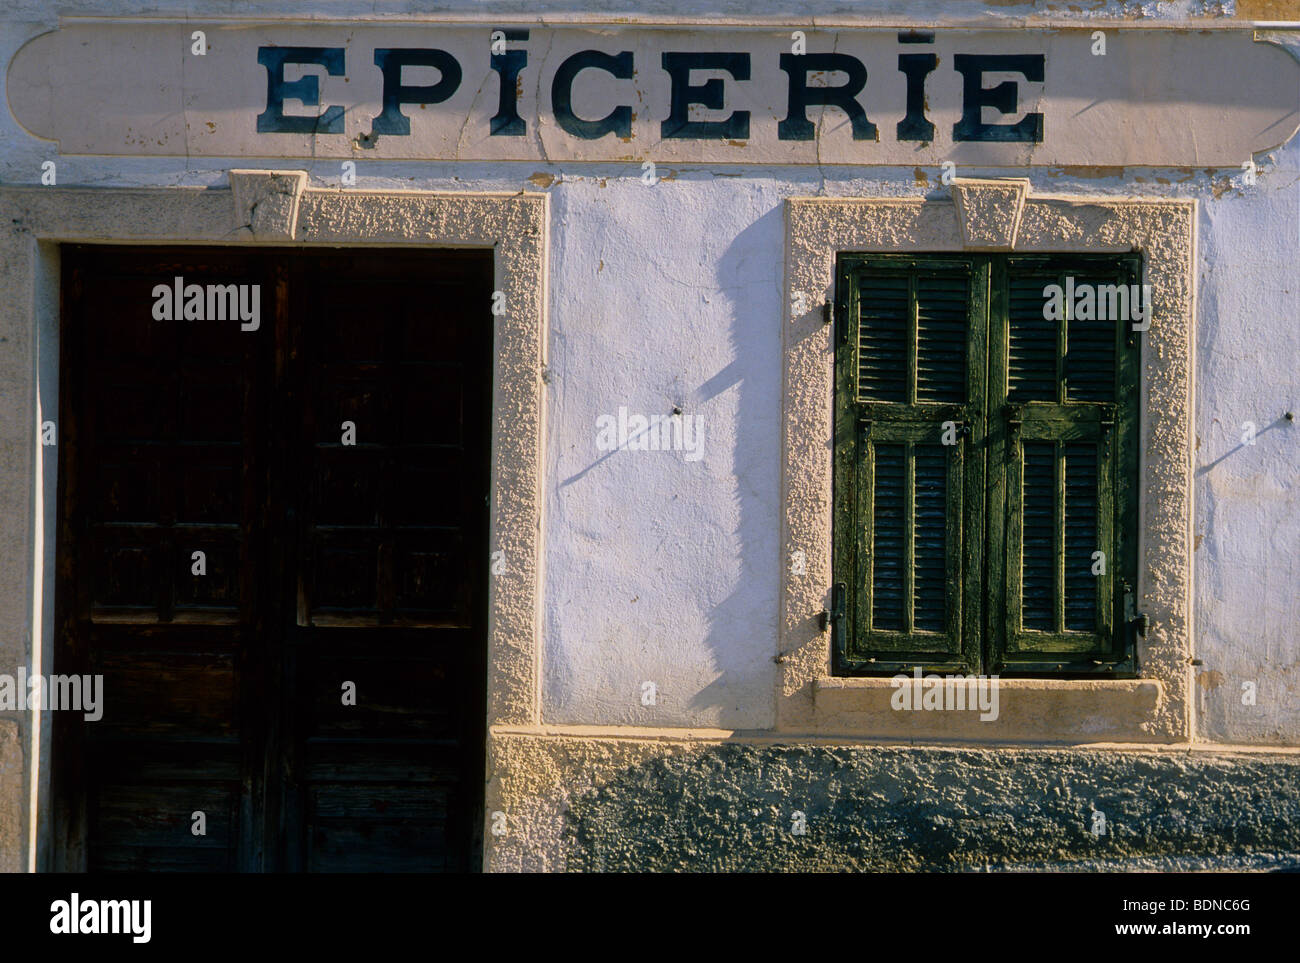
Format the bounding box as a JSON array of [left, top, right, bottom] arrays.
[[779, 187, 1195, 742], [832, 251, 1142, 679]]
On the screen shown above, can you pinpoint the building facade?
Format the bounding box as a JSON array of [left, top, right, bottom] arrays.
[[0, 0, 1298, 872]]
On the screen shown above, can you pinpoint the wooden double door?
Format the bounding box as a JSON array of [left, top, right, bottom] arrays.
[[52, 246, 493, 872]]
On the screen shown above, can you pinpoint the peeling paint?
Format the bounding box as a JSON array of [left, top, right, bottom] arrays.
[[1197, 670, 1227, 690]]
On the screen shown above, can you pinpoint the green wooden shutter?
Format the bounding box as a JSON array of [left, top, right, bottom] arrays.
[[987, 255, 1140, 673], [833, 256, 987, 674]]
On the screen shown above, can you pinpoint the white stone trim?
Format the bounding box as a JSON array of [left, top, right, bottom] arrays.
[[780, 182, 1195, 743], [0, 177, 549, 870]]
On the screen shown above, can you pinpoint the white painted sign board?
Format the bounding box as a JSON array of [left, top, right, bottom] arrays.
[[7, 24, 1299, 166]]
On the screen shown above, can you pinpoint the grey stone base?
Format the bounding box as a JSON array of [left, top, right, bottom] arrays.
[[562, 744, 1300, 872]]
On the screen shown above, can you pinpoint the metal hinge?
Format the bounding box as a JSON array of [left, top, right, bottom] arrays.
[[819, 583, 847, 654], [835, 297, 851, 345], [1122, 580, 1148, 638]]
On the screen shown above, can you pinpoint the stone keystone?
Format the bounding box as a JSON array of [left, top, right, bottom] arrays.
[[228, 169, 308, 240], [950, 178, 1031, 250]]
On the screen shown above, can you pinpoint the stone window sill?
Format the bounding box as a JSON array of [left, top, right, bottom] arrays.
[[812, 676, 1168, 744]]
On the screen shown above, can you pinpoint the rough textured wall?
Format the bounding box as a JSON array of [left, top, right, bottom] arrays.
[[0, 722, 21, 872], [489, 735, 1300, 871]]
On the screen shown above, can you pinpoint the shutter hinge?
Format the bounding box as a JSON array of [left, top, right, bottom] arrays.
[[819, 583, 847, 653], [1122, 580, 1148, 638], [822, 300, 833, 325], [1002, 403, 1023, 433]]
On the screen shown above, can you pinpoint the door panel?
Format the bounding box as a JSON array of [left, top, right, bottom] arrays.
[[58, 249, 267, 872], [283, 254, 490, 872]]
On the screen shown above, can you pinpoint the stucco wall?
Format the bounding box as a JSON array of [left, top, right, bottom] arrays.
[[0, 0, 1285, 23], [1193, 159, 1300, 744]]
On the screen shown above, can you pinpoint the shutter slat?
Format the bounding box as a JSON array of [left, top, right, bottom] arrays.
[[1064, 443, 1099, 631], [871, 444, 906, 631], [913, 445, 947, 632], [1065, 277, 1118, 402], [915, 276, 968, 404], [1008, 275, 1057, 402], [1021, 442, 1055, 631], [857, 276, 910, 403]]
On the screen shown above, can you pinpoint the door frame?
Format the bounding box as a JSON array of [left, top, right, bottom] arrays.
[[0, 175, 549, 872]]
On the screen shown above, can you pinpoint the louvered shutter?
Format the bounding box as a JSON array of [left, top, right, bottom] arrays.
[[833, 257, 987, 673], [987, 255, 1140, 672]]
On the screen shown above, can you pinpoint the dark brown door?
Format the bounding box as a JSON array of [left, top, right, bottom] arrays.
[[52, 246, 492, 872]]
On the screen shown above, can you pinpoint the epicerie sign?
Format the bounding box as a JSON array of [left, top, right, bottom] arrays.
[[6, 24, 1299, 166]]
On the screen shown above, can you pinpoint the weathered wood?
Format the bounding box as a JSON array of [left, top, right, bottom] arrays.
[[54, 245, 491, 872], [838, 253, 1137, 677]]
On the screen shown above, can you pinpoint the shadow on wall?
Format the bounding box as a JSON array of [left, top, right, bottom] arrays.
[[1195, 412, 1294, 477], [561, 743, 1300, 872], [553, 189, 784, 727], [689, 202, 784, 720]]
